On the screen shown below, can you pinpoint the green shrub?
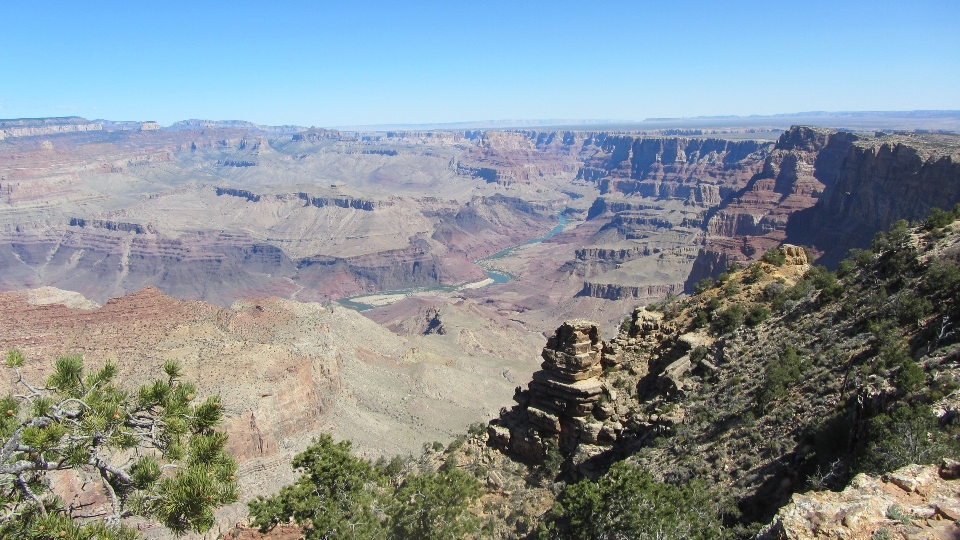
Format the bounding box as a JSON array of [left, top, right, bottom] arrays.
[[836, 257, 858, 279], [763, 281, 785, 300], [537, 462, 729, 540], [724, 279, 741, 297], [711, 304, 746, 334], [1, 352, 238, 540], [467, 422, 488, 437], [923, 207, 957, 230], [761, 248, 786, 266], [757, 347, 803, 407], [391, 469, 482, 540], [744, 262, 764, 284], [894, 359, 925, 393], [786, 279, 814, 301], [807, 265, 843, 302], [249, 435, 388, 539], [693, 277, 715, 295], [447, 435, 467, 453], [746, 304, 771, 326], [921, 259, 960, 298], [893, 295, 932, 326], [859, 404, 960, 475], [692, 309, 709, 329], [852, 248, 876, 268], [250, 435, 483, 540]]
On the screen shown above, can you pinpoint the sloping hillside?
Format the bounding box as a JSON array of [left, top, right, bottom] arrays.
[[235, 211, 960, 539]]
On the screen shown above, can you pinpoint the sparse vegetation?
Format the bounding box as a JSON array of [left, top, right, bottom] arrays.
[[757, 347, 803, 407], [693, 277, 715, 295], [711, 303, 746, 334]]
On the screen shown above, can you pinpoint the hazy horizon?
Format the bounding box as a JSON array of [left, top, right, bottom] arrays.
[[2, 1, 958, 126]]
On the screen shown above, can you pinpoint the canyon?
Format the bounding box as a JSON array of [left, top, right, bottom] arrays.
[[3, 118, 957, 336], [3, 116, 960, 537]]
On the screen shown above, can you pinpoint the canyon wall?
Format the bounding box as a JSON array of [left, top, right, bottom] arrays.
[[684, 128, 960, 285], [786, 132, 960, 266], [684, 126, 859, 286], [6, 120, 956, 316]]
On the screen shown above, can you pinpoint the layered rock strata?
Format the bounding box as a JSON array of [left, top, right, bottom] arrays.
[[687, 126, 859, 285], [489, 320, 622, 461], [563, 134, 773, 301], [787, 131, 960, 266], [0, 117, 102, 139]]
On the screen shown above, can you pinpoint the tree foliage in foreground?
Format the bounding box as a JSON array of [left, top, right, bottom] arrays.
[[1, 350, 238, 539], [248, 433, 482, 540], [536, 461, 731, 540]]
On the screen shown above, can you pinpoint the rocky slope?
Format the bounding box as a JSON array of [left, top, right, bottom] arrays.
[[762, 463, 960, 539], [0, 285, 544, 537], [460, 221, 960, 537], [231, 220, 960, 538]]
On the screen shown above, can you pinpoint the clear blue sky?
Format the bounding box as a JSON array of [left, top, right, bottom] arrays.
[[1, 0, 958, 127]]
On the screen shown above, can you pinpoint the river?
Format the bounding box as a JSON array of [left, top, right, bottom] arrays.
[[337, 213, 568, 311]]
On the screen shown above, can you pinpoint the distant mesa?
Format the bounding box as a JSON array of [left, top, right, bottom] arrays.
[[0, 116, 102, 140], [167, 118, 307, 134]]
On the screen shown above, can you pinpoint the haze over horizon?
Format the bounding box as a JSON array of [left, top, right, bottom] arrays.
[[2, 1, 958, 127]]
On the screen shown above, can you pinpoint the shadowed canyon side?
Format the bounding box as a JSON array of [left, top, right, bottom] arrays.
[[786, 131, 960, 266], [568, 136, 771, 303], [685, 127, 960, 286]]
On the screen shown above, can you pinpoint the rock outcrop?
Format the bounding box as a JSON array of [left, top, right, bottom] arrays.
[[761, 462, 960, 540], [489, 320, 622, 462]]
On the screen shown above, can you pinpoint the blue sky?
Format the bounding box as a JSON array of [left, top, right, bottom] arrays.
[[1, 1, 958, 126]]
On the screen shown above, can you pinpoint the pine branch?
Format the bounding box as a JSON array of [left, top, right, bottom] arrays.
[[16, 474, 46, 517]]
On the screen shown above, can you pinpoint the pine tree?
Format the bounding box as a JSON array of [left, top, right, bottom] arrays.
[[1, 349, 239, 539]]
